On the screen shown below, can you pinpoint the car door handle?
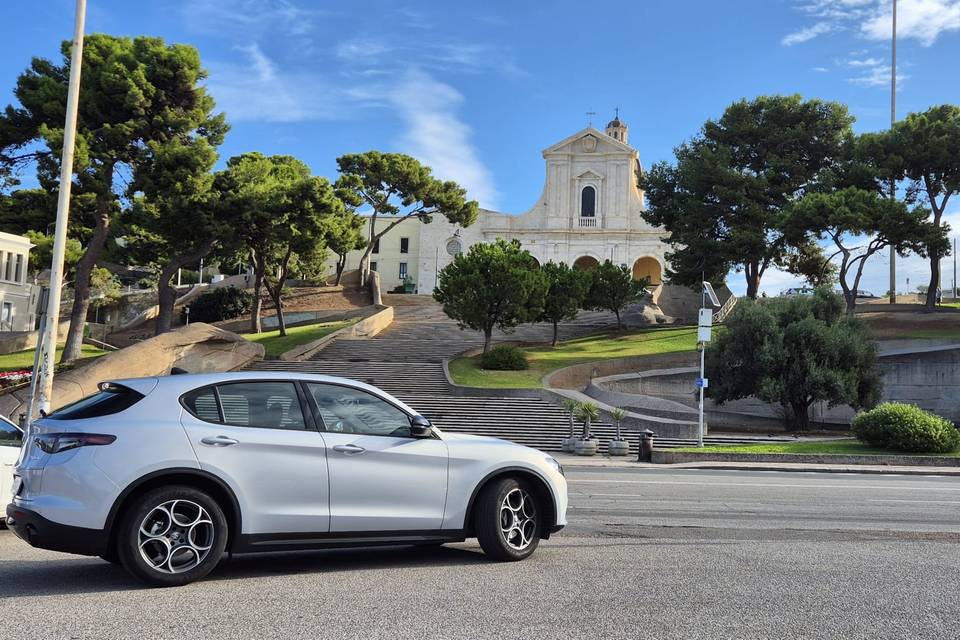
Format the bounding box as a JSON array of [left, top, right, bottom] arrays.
[[332, 444, 366, 455], [201, 435, 239, 447]]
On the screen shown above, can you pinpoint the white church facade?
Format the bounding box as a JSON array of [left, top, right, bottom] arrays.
[[329, 117, 670, 294]]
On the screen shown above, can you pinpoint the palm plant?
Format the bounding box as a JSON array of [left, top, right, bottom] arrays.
[[562, 398, 579, 439], [610, 407, 628, 440], [574, 401, 600, 440]]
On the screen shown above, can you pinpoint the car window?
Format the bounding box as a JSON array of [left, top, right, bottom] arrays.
[[306, 383, 411, 438], [216, 382, 306, 430], [181, 386, 222, 423], [46, 385, 145, 420], [0, 417, 21, 447]]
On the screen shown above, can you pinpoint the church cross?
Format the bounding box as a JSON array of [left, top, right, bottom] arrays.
[[586, 110, 597, 127]]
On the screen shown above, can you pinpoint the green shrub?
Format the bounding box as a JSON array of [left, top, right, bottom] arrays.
[[182, 287, 252, 324], [852, 403, 960, 454], [479, 345, 528, 371]]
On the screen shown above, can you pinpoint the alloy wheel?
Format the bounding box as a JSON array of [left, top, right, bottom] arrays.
[[499, 488, 537, 551], [138, 499, 215, 574]]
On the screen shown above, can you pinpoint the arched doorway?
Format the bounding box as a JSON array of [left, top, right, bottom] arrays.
[[529, 256, 541, 269], [573, 255, 599, 271], [632, 257, 662, 285]]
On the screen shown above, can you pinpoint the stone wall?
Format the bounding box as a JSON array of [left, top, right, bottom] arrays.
[[0, 323, 263, 420]]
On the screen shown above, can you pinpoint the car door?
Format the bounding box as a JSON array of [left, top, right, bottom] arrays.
[[180, 381, 330, 535], [303, 382, 449, 533], [0, 416, 23, 500]]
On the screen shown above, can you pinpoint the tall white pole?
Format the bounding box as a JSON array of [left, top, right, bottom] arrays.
[[889, 0, 898, 304], [697, 345, 705, 448], [36, 0, 87, 416]]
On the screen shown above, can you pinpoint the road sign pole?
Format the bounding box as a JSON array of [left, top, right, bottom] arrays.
[[698, 343, 705, 447]]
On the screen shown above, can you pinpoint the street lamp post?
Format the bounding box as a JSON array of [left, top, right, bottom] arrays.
[[889, 0, 898, 304], [34, 0, 87, 418]]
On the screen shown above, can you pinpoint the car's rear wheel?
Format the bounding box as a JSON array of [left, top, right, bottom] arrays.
[[117, 485, 228, 587], [474, 477, 541, 561]]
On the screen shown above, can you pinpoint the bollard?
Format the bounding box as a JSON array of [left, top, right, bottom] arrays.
[[637, 429, 655, 462]]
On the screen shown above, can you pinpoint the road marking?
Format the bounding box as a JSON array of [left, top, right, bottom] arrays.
[[869, 499, 960, 505], [570, 479, 960, 491]]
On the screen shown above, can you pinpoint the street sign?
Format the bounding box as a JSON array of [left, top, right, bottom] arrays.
[[695, 377, 708, 389]]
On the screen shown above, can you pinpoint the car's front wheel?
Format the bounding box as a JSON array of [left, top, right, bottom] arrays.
[[117, 485, 228, 587], [474, 477, 541, 561]]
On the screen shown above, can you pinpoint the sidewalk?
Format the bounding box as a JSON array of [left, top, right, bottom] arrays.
[[553, 453, 960, 476]]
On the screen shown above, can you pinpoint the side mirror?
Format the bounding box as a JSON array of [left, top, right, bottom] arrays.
[[410, 415, 433, 438]]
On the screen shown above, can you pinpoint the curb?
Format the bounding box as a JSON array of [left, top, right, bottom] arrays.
[[554, 457, 960, 476]]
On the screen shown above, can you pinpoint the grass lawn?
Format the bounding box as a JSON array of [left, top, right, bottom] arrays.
[[448, 326, 698, 388], [243, 320, 356, 357], [0, 344, 108, 372], [891, 327, 960, 340], [675, 438, 960, 458]]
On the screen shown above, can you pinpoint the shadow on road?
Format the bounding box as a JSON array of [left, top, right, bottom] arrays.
[[0, 544, 489, 598]]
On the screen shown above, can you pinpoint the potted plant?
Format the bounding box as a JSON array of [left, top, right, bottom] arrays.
[[561, 398, 579, 452], [607, 407, 630, 456], [573, 401, 600, 456]]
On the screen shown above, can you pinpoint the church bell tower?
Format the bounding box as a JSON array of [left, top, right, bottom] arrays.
[[605, 110, 628, 145]]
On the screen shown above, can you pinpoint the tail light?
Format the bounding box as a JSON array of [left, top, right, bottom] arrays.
[[34, 433, 116, 454]]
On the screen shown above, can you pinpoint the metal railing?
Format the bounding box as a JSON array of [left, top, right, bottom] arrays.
[[713, 293, 738, 323]]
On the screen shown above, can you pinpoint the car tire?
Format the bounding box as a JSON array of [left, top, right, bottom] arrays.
[[474, 477, 541, 561], [117, 485, 228, 587]]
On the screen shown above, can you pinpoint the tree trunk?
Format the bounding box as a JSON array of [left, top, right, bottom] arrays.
[[250, 255, 265, 334], [334, 254, 347, 286], [614, 309, 622, 330], [156, 241, 217, 335], [551, 321, 559, 347], [61, 198, 111, 363], [482, 328, 493, 354], [745, 266, 760, 300], [264, 248, 292, 337], [925, 253, 940, 310], [788, 399, 811, 432]]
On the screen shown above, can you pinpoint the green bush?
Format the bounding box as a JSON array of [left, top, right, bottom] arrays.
[[182, 287, 252, 324], [852, 403, 960, 454], [479, 345, 528, 371]]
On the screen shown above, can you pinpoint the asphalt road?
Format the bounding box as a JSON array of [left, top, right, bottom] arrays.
[[2, 467, 959, 640]]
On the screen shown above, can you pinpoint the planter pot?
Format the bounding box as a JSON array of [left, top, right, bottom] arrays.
[[561, 437, 577, 453], [574, 438, 599, 456], [607, 439, 630, 456]]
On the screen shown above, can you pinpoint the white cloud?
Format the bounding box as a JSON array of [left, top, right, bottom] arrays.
[[862, 0, 960, 45], [812, 66, 831, 72], [390, 70, 498, 208], [782, 21, 834, 45], [847, 56, 882, 66], [183, 0, 328, 38], [847, 63, 907, 86]]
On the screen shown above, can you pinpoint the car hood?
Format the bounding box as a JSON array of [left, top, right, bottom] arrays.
[[440, 431, 549, 458]]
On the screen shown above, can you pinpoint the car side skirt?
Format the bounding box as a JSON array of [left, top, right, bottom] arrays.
[[232, 530, 468, 554]]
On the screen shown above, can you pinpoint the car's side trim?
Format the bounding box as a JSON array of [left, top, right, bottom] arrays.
[[463, 466, 559, 537], [233, 529, 468, 554], [104, 467, 243, 548]]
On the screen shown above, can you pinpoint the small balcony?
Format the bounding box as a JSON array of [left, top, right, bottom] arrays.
[[578, 217, 599, 228]]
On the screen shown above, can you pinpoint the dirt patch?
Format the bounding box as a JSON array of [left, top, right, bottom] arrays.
[[857, 309, 960, 339], [260, 286, 369, 312]]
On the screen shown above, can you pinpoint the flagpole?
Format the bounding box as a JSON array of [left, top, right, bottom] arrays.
[[35, 0, 87, 417]]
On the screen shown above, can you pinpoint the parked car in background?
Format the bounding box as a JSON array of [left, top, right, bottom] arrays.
[[1, 415, 23, 513], [7, 372, 567, 586], [781, 287, 814, 297], [855, 289, 878, 299]]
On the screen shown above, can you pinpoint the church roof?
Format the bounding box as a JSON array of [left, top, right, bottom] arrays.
[[606, 117, 625, 129], [542, 126, 635, 155]]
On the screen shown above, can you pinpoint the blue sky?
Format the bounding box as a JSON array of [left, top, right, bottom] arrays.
[[2, 0, 960, 295]]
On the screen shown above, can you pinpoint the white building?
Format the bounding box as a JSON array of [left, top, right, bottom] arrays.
[[328, 117, 669, 294], [0, 232, 39, 332]]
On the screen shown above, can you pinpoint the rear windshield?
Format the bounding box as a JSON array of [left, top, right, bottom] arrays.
[[46, 385, 145, 420]]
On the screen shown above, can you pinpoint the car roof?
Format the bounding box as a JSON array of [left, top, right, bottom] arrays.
[[108, 371, 420, 415]]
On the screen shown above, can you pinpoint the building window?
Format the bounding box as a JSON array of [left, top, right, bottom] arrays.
[[400, 237, 409, 254], [372, 238, 380, 254], [581, 186, 596, 217], [399, 262, 408, 279], [1, 303, 11, 331], [14, 254, 23, 283], [370, 261, 378, 272]]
